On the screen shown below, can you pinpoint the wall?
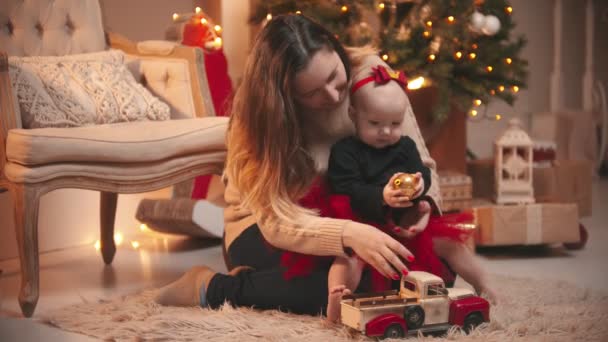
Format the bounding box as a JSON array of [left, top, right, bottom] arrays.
[[595, 1, 608, 92], [0, 189, 170, 261], [101, 0, 194, 41], [220, 0, 251, 83]]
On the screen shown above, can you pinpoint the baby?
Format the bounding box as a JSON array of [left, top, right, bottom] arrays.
[[324, 66, 496, 323]]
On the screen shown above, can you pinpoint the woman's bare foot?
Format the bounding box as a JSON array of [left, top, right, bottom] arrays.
[[326, 285, 351, 323]]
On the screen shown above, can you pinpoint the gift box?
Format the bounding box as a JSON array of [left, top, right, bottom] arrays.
[[473, 203, 580, 246], [532, 160, 593, 217], [466, 159, 495, 200], [438, 170, 472, 212], [530, 111, 598, 170], [136, 198, 224, 238], [533, 140, 557, 167]]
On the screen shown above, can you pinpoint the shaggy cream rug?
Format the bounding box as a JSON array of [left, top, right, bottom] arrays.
[[43, 274, 608, 341]]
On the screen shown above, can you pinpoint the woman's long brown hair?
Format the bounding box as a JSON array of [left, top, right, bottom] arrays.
[[225, 14, 351, 224]]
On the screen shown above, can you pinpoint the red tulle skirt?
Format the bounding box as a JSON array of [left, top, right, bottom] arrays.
[[280, 178, 473, 291]]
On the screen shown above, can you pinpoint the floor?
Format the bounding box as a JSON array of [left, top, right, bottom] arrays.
[[0, 179, 607, 341]]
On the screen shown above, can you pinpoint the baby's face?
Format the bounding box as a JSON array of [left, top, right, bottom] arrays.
[[351, 83, 406, 149], [352, 102, 404, 149]]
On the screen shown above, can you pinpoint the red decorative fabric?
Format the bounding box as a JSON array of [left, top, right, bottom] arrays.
[[280, 178, 473, 291], [351, 65, 408, 95], [180, 21, 234, 199]]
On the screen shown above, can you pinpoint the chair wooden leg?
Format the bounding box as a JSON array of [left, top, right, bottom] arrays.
[[11, 184, 41, 318], [100, 192, 118, 265]]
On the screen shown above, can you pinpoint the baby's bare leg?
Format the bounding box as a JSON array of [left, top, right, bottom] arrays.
[[326, 256, 364, 323], [433, 238, 498, 303]]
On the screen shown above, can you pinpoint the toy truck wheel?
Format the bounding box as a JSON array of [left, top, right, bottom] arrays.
[[383, 324, 405, 339], [404, 305, 425, 330], [563, 224, 588, 250], [463, 312, 483, 333]]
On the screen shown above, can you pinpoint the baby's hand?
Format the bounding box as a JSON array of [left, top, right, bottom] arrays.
[[383, 173, 414, 208], [394, 201, 431, 239]]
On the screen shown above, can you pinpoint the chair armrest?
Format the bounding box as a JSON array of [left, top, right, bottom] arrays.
[[0, 52, 21, 176], [106, 32, 216, 118]]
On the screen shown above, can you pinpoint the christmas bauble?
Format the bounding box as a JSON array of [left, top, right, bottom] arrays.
[[482, 15, 501, 35], [392, 173, 419, 198], [471, 11, 485, 32]]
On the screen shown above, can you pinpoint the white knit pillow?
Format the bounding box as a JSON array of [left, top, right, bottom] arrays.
[[8, 50, 170, 128]]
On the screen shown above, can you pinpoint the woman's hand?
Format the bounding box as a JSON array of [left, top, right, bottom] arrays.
[[342, 221, 415, 279]]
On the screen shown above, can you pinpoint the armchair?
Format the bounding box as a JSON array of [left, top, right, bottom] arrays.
[[0, 0, 227, 317]]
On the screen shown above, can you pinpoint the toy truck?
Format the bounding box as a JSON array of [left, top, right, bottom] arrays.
[[340, 271, 490, 339]]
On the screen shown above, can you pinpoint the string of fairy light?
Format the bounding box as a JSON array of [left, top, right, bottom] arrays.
[[93, 224, 149, 252], [261, 1, 521, 122]]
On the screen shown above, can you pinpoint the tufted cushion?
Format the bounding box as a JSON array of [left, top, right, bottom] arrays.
[[6, 116, 228, 166], [0, 0, 105, 57], [8, 49, 171, 128], [125, 54, 196, 119]]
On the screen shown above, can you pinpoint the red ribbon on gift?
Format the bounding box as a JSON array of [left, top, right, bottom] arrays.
[[351, 65, 408, 95]]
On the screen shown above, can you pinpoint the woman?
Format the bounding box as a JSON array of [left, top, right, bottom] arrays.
[[156, 14, 443, 315]]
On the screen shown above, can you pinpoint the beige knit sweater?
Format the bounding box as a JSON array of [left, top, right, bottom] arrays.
[[223, 55, 441, 256]]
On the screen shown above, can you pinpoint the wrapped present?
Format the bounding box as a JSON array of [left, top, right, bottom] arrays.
[[438, 171, 472, 212], [136, 198, 224, 238], [532, 140, 557, 167], [473, 203, 579, 246], [466, 159, 495, 200], [530, 111, 598, 170], [533, 160, 593, 217]]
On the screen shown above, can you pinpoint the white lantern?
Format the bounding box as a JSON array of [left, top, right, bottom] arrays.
[[494, 118, 535, 204]]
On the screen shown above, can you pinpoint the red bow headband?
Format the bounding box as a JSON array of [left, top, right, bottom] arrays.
[[351, 65, 408, 95]]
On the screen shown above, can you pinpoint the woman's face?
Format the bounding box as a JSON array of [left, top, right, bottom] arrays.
[[293, 47, 348, 112]]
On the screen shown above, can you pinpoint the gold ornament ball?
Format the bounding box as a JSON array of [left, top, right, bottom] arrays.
[[392, 173, 419, 198]]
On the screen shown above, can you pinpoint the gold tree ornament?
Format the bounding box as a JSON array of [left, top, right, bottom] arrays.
[[392, 173, 419, 198]]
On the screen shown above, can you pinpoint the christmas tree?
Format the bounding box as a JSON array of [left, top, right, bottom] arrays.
[[250, 0, 528, 122]]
